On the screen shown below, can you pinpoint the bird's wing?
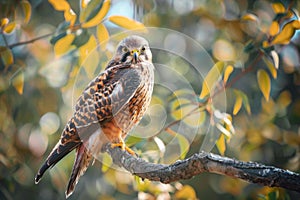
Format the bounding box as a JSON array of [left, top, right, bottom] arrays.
[[73, 65, 143, 131]]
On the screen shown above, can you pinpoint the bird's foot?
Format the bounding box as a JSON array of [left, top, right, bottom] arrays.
[[111, 142, 136, 156]]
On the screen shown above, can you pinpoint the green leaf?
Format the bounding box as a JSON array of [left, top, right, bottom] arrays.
[[257, 69, 271, 101], [97, 23, 109, 50], [81, 0, 110, 28], [21, 0, 31, 24], [0, 46, 14, 68], [199, 61, 225, 99], [72, 29, 90, 47], [109, 15, 147, 31]]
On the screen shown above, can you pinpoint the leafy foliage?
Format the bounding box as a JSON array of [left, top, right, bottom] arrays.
[[0, 0, 299, 199]]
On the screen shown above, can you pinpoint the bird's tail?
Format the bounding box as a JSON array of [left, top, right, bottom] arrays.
[[35, 119, 80, 184], [34, 139, 80, 184], [65, 144, 92, 198]]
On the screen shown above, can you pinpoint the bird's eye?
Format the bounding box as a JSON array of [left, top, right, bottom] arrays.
[[141, 46, 146, 52], [122, 47, 128, 53]]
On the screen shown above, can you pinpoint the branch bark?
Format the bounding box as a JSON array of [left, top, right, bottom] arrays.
[[105, 144, 300, 192]]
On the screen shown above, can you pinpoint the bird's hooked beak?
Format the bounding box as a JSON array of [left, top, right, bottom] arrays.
[[131, 49, 139, 63]]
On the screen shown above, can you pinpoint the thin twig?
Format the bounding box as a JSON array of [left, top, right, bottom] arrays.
[[8, 32, 53, 49]]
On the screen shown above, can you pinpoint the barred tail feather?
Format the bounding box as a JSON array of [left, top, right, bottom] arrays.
[[65, 144, 92, 198], [35, 140, 79, 184]]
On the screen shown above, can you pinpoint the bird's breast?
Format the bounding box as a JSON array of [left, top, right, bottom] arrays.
[[113, 63, 154, 134]]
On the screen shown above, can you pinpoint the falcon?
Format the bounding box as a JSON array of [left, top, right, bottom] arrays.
[[35, 35, 154, 198]]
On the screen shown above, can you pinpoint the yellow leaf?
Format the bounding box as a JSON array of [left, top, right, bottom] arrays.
[[234, 89, 251, 114], [1, 18, 9, 27], [81, 0, 90, 9], [97, 23, 109, 50], [233, 91, 242, 115], [199, 61, 225, 99], [54, 33, 75, 56], [277, 91, 291, 108], [262, 56, 277, 79], [175, 185, 197, 200], [272, 20, 295, 45], [79, 35, 97, 65], [109, 15, 147, 31], [216, 134, 226, 155], [292, 20, 300, 29], [81, 0, 111, 28], [3, 22, 16, 34], [48, 0, 70, 11], [257, 69, 271, 101], [241, 13, 259, 21], [223, 65, 234, 84], [262, 40, 270, 48], [21, 0, 31, 24], [80, 0, 101, 23], [0, 47, 14, 68], [64, 8, 76, 26], [272, 3, 286, 14], [269, 21, 279, 36], [12, 71, 24, 95]]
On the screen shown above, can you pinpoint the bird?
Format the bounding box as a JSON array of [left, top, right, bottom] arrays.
[[35, 35, 154, 198]]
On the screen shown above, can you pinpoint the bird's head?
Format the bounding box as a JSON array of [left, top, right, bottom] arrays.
[[114, 35, 152, 64]]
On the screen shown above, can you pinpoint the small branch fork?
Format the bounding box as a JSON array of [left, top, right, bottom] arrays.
[[105, 144, 300, 192]]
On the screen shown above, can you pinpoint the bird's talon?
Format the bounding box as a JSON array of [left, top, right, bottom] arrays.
[[111, 142, 136, 156]]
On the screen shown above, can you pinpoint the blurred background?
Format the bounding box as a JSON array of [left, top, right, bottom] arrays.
[[0, 0, 300, 199]]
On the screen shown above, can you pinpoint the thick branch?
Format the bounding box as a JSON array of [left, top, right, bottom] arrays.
[[105, 144, 300, 192]]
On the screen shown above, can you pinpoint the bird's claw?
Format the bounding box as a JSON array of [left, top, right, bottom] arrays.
[[111, 142, 136, 156]]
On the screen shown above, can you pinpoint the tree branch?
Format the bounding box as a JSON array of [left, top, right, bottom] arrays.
[[8, 32, 53, 49], [105, 144, 300, 192]]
